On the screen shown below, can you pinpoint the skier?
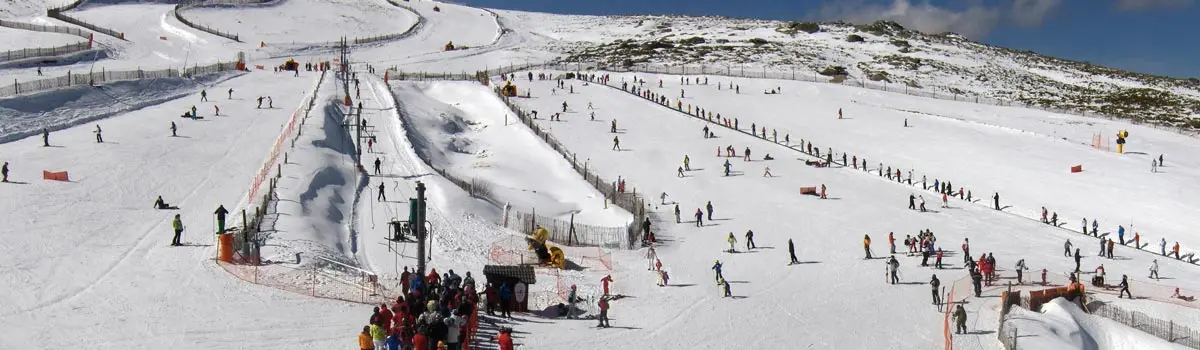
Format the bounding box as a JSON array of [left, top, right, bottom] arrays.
[[611, 136, 620, 151], [694, 208, 703, 227], [42, 128, 49, 147], [1014, 259, 1027, 284], [267, 96, 273, 108], [377, 182, 386, 202], [953, 304, 967, 334], [819, 184, 827, 199], [918, 195, 926, 212], [762, 166, 773, 177], [743, 147, 751, 162], [941, 192, 948, 208], [706, 201, 714, 221], [153, 195, 170, 209], [1117, 275, 1132, 299], [1160, 238, 1167, 256], [562, 101, 568, 113], [702, 125, 709, 138], [962, 238, 971, 264], [935, 249, 944, 269], [170, 121, 178, 137], [256, 96, 264, 108], [1092, 219, 1098, 236], [1, 162, 8, 182], [214, 105, 220, 116], [744, 230, 756, 250], [788, 239, 800, 265], [863, 235, 873, 259], [1064, 239, 1073, 257], [659, 268, 670, 287], [1051, 212, 1058, 226], [673, 204, 680, 223], [887, 256, 900, 284], [214, 205, 229, 232], [1074, 248, 1082, 273], [374, 158, 382, 175], [711, 260, 724, 282], [610, 119, 617, 133], [683, 155, 690, 171], [1081, 218, 1088, 235], [191, 105, 197, 118], [677, 166, 685, 178], [1152, 159, 1158, 173], [723, 159, 732, 176], [930, 275, 941, 305], [908, 194, 916, 210], [1159, 154, 1164, 167], [94, 125, 103, 143], [171, 214, 184, 246], [200, 89, 208, 102], [721, 277, 732, 297], [1118, 225, 1126, 245], [993, 192, 1000, 210], [970, 268, 982, 297], [1150, 259, 1160, 280], [838, 108, 843, 119], [1108, 239, 1115, 259], [227, 88, 233, 99], [726, 232, 737, 252], [889, 232, 897, 254], [601, 275, 613, 296], [660, 192, 668, 205], [596, 298, 610, 328], [645, 246, 658, 270]]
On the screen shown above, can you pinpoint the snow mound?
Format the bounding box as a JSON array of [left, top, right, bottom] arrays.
[[1004, 298, 1189, 350]]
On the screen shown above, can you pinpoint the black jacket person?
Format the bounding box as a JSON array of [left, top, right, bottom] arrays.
[[214, 205, 229, 232]]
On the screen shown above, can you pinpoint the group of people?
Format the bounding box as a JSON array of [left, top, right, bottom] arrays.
[[356, 267, 502, 350]]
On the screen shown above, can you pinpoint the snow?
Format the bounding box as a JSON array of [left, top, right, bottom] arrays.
[[182, 0, 420, 45], [2, 0, 1200, 349], [1004, 298, 1189, 350]]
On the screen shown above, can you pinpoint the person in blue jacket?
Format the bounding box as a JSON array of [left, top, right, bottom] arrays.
[[499, 283, 513, 319], [1118, 225, 1126, 245], [712, 260, 724, 282]]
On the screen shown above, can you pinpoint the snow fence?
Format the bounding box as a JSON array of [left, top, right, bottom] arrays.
[[1, 61, 242, 97]]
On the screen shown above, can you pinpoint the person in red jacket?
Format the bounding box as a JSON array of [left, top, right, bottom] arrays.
[[379, 303, 393, 330], [412, 329, 427, 350], [497, 327, 514, 350], [427, 268, 441, 290], [601, 275, 614, 296], [484, 284, 498, 315]]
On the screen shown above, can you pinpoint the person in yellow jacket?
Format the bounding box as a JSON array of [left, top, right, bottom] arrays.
[[726, 232, 737, 252], [357, 326, 373, 350], [369, 323, 386, 350], [863, 234, 873, 259], [171, 214, 184, 246]]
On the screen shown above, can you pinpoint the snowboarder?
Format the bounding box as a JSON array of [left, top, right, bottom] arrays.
[[171, 214, 184, 246], [953, 305, 967, 334], [374, 158, 382, 175], [1150, 259, 1160, 280], [744, 230, 756, 250], [170, 121, 178, 137], [694, 208, 703, 227], [726, 232, 737, 252], [612, 136, 620, 151], [712, 260, 724, 282], [788, 239, 800, 265], [94, 125, 103, 143], [377, 182, 386, 202], [200, 89, 208, 102], [863, 235, 873, 259], [1117, 275, 1132, 299], [706, 201, 714, 221], [930, 275, 941, 305], [214, 205, 229, 232]]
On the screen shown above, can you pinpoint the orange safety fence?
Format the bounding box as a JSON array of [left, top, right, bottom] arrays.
[[42, 170, 69, 181]]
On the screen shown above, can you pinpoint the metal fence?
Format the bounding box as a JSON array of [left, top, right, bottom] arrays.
[[500, 207, 627, 249], [0, 18, 94, 39], [1091, 303, 1200, 349], [1, 42, 92, 62], [1, 61, 241, 97], [550, 61, 1200, 136]]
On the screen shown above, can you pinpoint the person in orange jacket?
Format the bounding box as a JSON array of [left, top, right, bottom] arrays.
[[863, 234, 872, 259], [601, 275, 613, 296], [497, 327, 514, 350], [358, 326, 374, 350]]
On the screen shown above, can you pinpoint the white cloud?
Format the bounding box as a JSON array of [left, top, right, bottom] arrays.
[[815, 0, 1002, 39], [1010, 0, 1061, 27], [814, 0, 1067, 39], [1114, 0, 1193, 11]]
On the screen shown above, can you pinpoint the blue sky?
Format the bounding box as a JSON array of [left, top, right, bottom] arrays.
[[457, 0, 1200, 78]]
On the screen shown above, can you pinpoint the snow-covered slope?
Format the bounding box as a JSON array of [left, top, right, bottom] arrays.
[[496, 11, 1200, 130], [1005, 298, 1189, 350], [182, 0, 420, 45]]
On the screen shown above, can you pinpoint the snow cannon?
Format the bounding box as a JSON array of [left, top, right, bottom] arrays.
[[548, 246, 565, 269], [1116, 130, 1129, 154], [501, 82, 518, 97], [444, 41, 455, 51]]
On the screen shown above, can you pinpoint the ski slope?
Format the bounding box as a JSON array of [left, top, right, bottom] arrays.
[[1006, 298, 1189, 350], [183, 0, 419, 45], [0, 25, 83, 49], [0, 71, 365, 349], [69, 2, 242, 66]]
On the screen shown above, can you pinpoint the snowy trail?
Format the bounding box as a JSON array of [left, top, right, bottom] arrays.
[[0, 72, 366, 349]]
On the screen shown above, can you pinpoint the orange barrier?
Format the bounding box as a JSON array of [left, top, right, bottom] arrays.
[[799, 186, 817, 195], [255, 65, 264, 70], [1071, 165, 1082, 173], [218, 234, 234, 262], [42, 170, 69, 182]]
